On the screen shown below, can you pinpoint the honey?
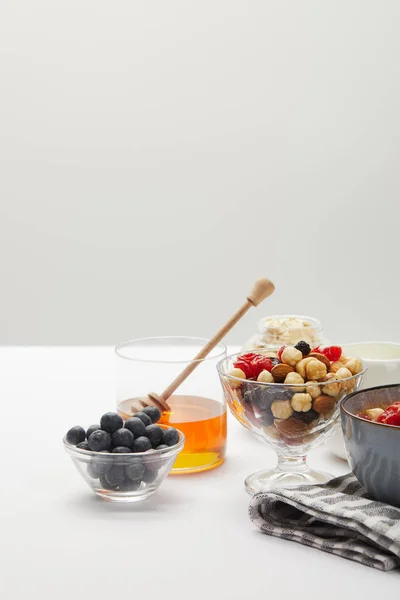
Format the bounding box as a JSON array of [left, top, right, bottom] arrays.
[[118, 395, 227, 474]]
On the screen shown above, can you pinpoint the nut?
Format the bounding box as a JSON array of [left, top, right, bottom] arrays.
[[343, 358, 363, 375], [257, 369, 274, 383], [274, 418, 308, 437], [305, 358, 327, 381], [228, 368, 246, 388], [295, 357, 314, 378], [281, 346, 303, 367], [305, 381, 322, 399], [365, 408, 385, 421], [322, 373, 341, 396], [284, 372, 305, 390], [333, 367, 353, 392], [271, 363, 294, 382], [291, 392, 312, 412], [308, 352, 330, 369], [271, 400, 294, 419], [313, 395, 337, 414], [329, 361, 345, 374], [335, 366, 352, 379]]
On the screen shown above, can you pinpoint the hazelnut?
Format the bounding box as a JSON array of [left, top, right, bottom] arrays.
[[306, 380, 322, 399], [329, 361, 345, 374], [228, 368, 246, 388], [284, 372, 305, 390], [271, 400, 294, 420], [291, 392, 312, 412], [295, 357, 314, 378], [335, 367, 354, 392], [322, 374, 341, 396], [305, 358, 327, 381], [281, 346, 303, 367], [344, 358, 363, 375], [257, 369, 274, 383]]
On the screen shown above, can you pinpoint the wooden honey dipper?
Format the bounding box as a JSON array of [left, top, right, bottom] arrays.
[[131, 277, 275, 415]]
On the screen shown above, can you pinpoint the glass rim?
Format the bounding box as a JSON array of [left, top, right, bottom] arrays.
[[340, 383, 400, 430], [257, 314, 322, 332], [63, 426, 186, 458], [115, 336, 227, 364], [217, 351, 367, 387]]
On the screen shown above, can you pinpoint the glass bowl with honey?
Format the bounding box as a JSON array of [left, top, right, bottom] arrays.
[[116, 337, 227, 474]]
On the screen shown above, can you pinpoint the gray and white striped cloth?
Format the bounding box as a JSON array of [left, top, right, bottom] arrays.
[[249, 473, 400, 570]]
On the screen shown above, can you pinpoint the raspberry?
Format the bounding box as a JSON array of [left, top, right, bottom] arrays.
[[251, 355, 273, 375], [277, 346, 286, 361], [239, 352, 259, 362], [322, 346, 342, 362], [377, 404, 400, 425], [311, 346, 322, 354], [234, 353, 273, 379], [378, 405, 400, 426], [384, 413, 400, 426], [312, 345, 342, 362], [233, 358, 254, 379]]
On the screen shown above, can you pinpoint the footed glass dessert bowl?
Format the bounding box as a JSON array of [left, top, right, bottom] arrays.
[[217, 345, 365, 494], [64, 424, 185, 503]]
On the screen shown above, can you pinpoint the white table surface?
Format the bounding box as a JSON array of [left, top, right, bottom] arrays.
[[1, 347, 398, 599]]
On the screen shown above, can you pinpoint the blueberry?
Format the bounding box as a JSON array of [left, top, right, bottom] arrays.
[[156, 444, 169, 450], [145, 424, 163, 448], [112, 428, 134, 448], [86, 463, 98, 479], [242, 382, 257, 403], [105, 465, 125, 486], [86, 424, 101, 440], [131, 436, 152, 453], [142, 468, 158, 484], [88, 430, 112, 452], [266, 386, 292, 403], [292, 409, 319, 424], [119, 478, 141, 492], [125, 460, 145, 480], [100, 412, 123, 434], [162, 427, 179, 447], [141, 406, 162, 424], [144, 450, 162, 472], [92, 451, 112, 475], [124, 417, 146, 438], [253, 387, 272, 410], [66, 426, 86, 445], [112, 446, 132, 453], [134, 412, 152, 427], [76, 441, 90, 451], [295, 341, 311, 356], [99, 474, 118, 490], [258, 410, 274, 427]]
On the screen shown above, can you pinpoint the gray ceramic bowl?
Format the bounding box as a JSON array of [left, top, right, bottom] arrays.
[[341, 384, 400, 507]]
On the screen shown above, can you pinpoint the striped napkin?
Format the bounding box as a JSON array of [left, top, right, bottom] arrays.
[[249, 473, 400, 570]]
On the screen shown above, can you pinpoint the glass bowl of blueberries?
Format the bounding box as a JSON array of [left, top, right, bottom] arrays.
[[217, 342, 366, 494], [64, 407, 185, 502]]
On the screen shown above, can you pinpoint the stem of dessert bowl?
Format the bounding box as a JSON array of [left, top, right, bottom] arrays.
[[244, 451, 333, 495], [277, 454, 308, 472]]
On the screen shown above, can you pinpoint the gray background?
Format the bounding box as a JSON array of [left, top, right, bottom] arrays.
[[1, 0, 399, 345]]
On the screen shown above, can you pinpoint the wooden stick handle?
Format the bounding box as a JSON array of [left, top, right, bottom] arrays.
[[148, 278, 274, 406]]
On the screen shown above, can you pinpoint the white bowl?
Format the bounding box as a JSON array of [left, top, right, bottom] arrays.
[[327, 342, 400, 460]]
